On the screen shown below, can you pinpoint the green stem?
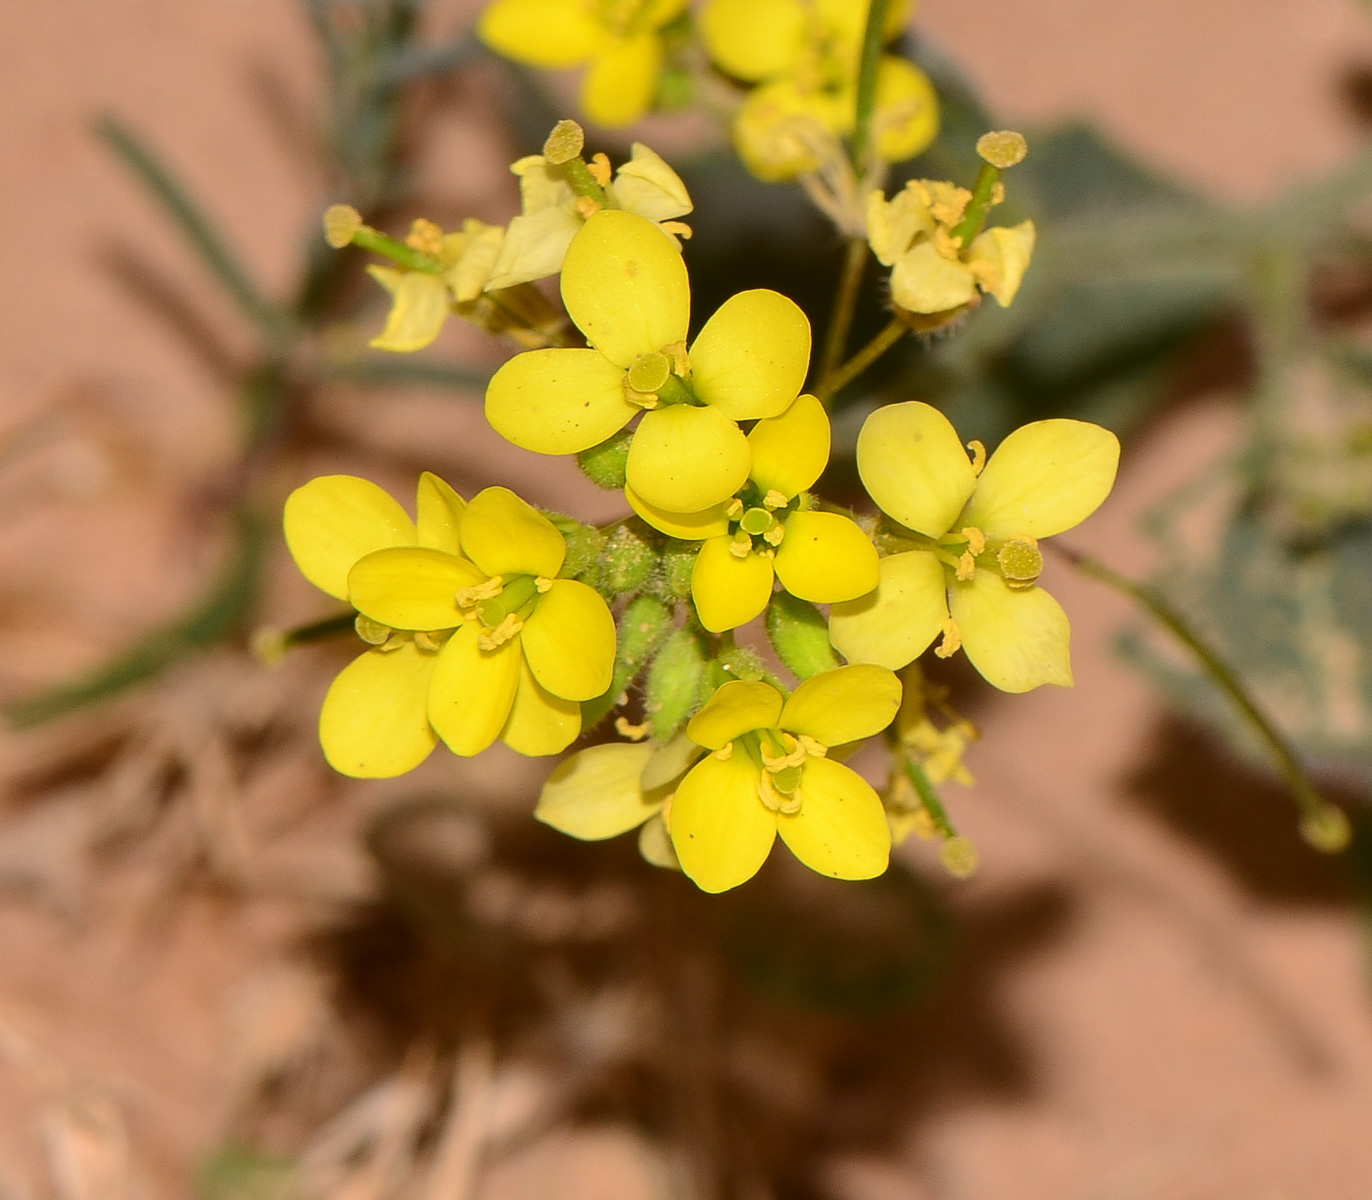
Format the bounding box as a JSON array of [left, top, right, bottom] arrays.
[[901, 754, 958, 839], [350, 226, 446, 273], [949, 162, 1002, 247], [282, 612, 359, 648], [818, 316, 908, 402], [817, 237, 870, 389], [849, 0, 890, 171], [1059, 547, 1349, 852]]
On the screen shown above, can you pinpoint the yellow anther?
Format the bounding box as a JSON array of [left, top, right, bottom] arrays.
[[796, 734, 828, 759], [976, 130, 1028, 169], [477, 612, 524, 650], [662, 340, 692, 378], [933, 617, 963, 659], [455, 576, 505, 608], [762, 523, 785, 547], [961, 526, 987, 556], [355, 614, 392, 645], [967, 439, 986, 475], [990, 180, 1006, 206], [725, 498, 746, 520], [760, 734, 806, 772], [534, 576, 554, 593], [623, 382, 659, 409], [614, 716, 651, 741], [587, 152, 612, 187], [323, 204, 364, 248], [660, 221, 693, 239], [996, 537, 1043, 586], [955, 551, 976, 581], [413, 630, 445, 652], [729, 534, 753, 559], [762, 489, 789, 510], [575, 195, 603, 219], [757, 770, 803, 814], [542, 119, 585, 164], [406, 217, 445, 256], [933, 226, 964, 260], [713, 741, 734, 761], [923, 180, 973, 227]]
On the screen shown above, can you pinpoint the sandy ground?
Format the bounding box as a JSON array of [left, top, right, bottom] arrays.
[[2, 1, 1372, 1198]]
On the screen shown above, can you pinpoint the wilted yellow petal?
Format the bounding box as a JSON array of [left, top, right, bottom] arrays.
[[416, 472, 466, 555], [872, 56, 940, 164], [581, 32, 663, 127], [427, 622, 522, 756], [967, 220, 1036, 307], [889, 240, 978, 315], [478, 0, 598, 67], [777, 757, 889, 881], [447, 219, 505, 301], [670, 753, 777, 893], [625, 486, 731, 540], [460, 486, 566, 579], [772, 511, 879, 604], [747, 393, 829, 500], [502, 657, 582, 756], [948, 569, 1074, 693], [692, 535, 776, 632], [733, 80, 841, 182], [561, 211, 690, 368], [626, 403, 752, 512], [690, 290, 811, 421], [536, 742, 661, 839], [641, 732, 706, 789], [366, 268, 451, 352], [486, 347, 637, 455], [857, 401, 977, 538], [613, 143, 693, 223], [520, 579, 616, 701], [348, 547, 482, 630], [687, 678, 784, 749], [779, 663, 902, 746], [700, 0, 806, 80], [484, 206, 582, 291], [963, 419, 1120, 540], [828, 550, 947, 670], [865, 185, 936, 266], [284, 475, 416, 601], [319, 642, 438, 778]]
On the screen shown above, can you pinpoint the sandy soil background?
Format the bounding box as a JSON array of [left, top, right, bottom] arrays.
[[3, 1, 1372, 1198]]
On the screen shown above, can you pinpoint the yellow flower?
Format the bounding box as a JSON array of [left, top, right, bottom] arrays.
[[867, 178, 1035, 316], [283, 471, 469, 777], [478, 0, 688, 127], [829, 402, 1120, 692], [701, 0, 938, 181], [668, 665, 901, 892], [485, 209, 812, 512], [367, 218, 506, 352], [485, 138, 693, 292], [346, 485, 617, 760], [625, 394, 879, 630]]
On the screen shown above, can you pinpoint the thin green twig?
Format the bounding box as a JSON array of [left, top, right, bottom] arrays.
[[818, 316, 908, 401], [817, 237, 870, 390], [849, 0, 890, 171], [901, 755, 958, 839]]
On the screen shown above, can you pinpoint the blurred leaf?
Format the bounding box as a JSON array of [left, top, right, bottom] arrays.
[[197, 1144, 295, 1200]]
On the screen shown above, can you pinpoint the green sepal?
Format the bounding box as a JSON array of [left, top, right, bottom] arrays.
[[766, 592, 842, 680], [645, 626, 707, 742], [581, 595, 674, 730], [547, 513, 607, 589], [577, 428, 632, 490]]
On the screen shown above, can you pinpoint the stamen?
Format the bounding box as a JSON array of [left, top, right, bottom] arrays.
[[355, 614, 391, 645], [757, 770, 802, 814], [614, 716, 651, 741], [587, 152, 612, 187], [967, 440, 986, 475], [933, 617, 963, 659], [961, 526, 987, 556], [660, 221, 693, 239], [534, 576, 554, 593], [477, 612, 524, 651], [575, 195, 603, 219], [762, 489, 789, 510], [728, 534, 753, 560], [762, 523, 785, 547], [406, 217, 445, 256], [713, 741, 734, 761], [725, 498, 745, 520], [955, 551, 976, 581], [413, 630, 445, 653], [796, 734, 828, 759], [455, 576, 504, 609]]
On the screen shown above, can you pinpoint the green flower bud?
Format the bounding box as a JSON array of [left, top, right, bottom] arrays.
[[602, 524, 656, 595], [580, 596, 673, 730], [766, 592, 841, 679], [645, 627, 707, 742], [577, 428, 633, 490]]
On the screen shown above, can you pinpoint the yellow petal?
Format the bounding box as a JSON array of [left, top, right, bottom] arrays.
[[700, 0, 806, 80], [772, 510, 879, 604], [485, 347, 637, 455], [319, 642, 438, 778], [427, 622, 522, 756], [967, 220, 1036, 307], [416, 472, 466, 555], [747, 393, 830, 499], [510, 154, 577, 214], [779, 663, 902, 745], [477, 0, 598, 67], [644, 0, 689, 27], [669, 753, 777, 892], [484, 206, 582, 291], [562, 209, 689, 368], [948, 569, 1073, 693], [446, 218, 505, 302], [613, 143, 693, 223], [856, 401, 976, 538], [689, 290, 811, 421], [625, 485, 731, 540], [520, 578, 616, 701], [348, 547, 483, 630], [641, 732, 706, 789], [872, 56, 940, 164], [866, 184, 936, 267], [366, 267, 451, 352], [626, 403, 752, 511], [692, 536, 775, 632], [828, 551, 947, 670], [502, 656, 582, 756], [963, 419, 1121, 540], [814, 0, 912, 45], [283, 475, 416, 601], [581, 33, 663, 127], [687, 679, 784, 749], [777, 757, 889, 881], [536, 741, 661, 839], [638, 813, 681, 869], [889, 241, 978, 315], [460, 486, 566, 579]]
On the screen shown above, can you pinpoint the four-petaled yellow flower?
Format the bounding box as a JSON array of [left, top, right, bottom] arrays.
[[285, 476, 615, 777], [486, 209, 812, 513], [479, 0, 688, 127], [829, 402, 1119, 692], [701, 0, 938, 180], [669, 665, 901, 892], [626, 394, 879, 630]]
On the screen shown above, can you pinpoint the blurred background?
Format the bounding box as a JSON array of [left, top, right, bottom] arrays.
[[3, 0, 1372, 1197]]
